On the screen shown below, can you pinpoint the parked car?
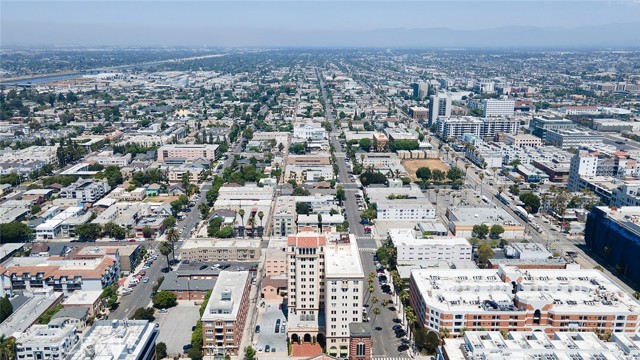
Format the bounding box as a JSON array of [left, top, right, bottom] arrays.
[[265, 345, 271, 352], [182, 344, 192, 352], [255, 325, 261, 333]]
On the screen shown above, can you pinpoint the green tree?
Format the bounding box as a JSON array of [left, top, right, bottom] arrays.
[[130, 307, 155, 321], [335, 185, 345, 205], [416, 167, 431, 181], [153, 290, 178, 309], [289, 142, 307, 155], [100, 284, 118, 309], [477, 242, 495, 266], [359, 138, 372, 152], [198, 203, 210, 219], [519, 193, 541, 213], [100, 166, 124, 187], [446, 166, 465, 181], [165, 228, 179, 261], [489, 224, 505, 239], [431, 169, 446, 182], [142, 226, 154, 238], [156, 342, 168, 359], [415, 328, 440, 354], [244, 346, 256, 360], [0, 222, 33, 243], [75, 223, 102, 241], [0, 335, 17, 360], [0, 296, 13, 323], [390, 139, 419, 151], [472, 224, 490, 239], [170, 200, 183, 217], [162, 216, 176, 229]]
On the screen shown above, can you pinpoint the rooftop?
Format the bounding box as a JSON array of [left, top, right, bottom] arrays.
[[325, 234, 364, 279], [67, 320, 158, 360], [447, 206, 522, 227], [202, 271, 249, 321], [411, 265, 640, 314]]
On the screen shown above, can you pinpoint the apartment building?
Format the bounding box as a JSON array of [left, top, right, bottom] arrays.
[[482, 99, 515, 117], [285, 164, 335, 183], [88, 150, 132, 166], [436, 117, 483, 139], [15, 324, 78, 360], [179, 239, 261, 262], [365, 185, 436, 221], [611, 182, 640, 207], [166, 164, 205, 184], [443, 331, 640, 360], [410, 265, 640, 337], [388, 229, 472, 263], [465, 144, 503, 169], [59, 179, 111, 203], [481, 117, 520, 136], [201, 271, 251, 357], [559, 106, 599, 116], [272, 196, 297, 237], [35, 206, 92, 240], [409, 106, 429, 121], [67, 320, 158, 360], [265, 248, 288, 276], [546, 129, 604, 149], [294, 121, 327, 140], [428, 94, 451, 125], [0, 254, 120, 296], [324, 235, 365, 357], [529, 115, 576, 140], [157, 144, 219, 162]]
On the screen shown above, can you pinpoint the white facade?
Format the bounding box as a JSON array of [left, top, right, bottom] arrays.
[[59, 179, 111, 204], [429, 93, 452, 125], [481, 117, 519, 136], [272, 196, 297, 237], [547, 129, 604, 150], [389, 229, 472, 263], [67, 320, 158, 360], [377, 199, 436, 221], [324, 236, 364, 352], [482, 99, 515, 117], [568, 150, 599, 191], [611, 182, 640, 207], [436, 117, 483, 139], [15, 324, 78, 360], [293, 122, 326, 140]]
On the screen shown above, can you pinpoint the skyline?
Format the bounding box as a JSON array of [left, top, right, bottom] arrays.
[[2, 1, 640, 48]]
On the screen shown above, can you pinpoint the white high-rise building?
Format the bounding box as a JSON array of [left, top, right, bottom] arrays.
[[429, 93, 452, 125], [324, 234, 364, 353]]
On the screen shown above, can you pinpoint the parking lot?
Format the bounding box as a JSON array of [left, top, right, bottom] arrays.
[[155, 302, 201, 356], [255, 304, 287, 354]]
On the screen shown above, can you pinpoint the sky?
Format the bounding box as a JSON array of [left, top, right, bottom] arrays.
[[2, 1, 640, 47]]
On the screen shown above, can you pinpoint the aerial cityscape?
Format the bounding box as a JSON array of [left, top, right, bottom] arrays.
[[1, 1, 640, 360]]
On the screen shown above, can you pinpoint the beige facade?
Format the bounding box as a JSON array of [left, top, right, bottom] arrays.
[[179, 239, 261, 262]]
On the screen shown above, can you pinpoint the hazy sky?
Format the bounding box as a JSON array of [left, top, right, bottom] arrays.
[[2, 1, 640, 47]]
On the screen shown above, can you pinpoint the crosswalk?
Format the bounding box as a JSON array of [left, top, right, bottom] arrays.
[[358, 247, 378, 252], [372, 357, 410, 360]]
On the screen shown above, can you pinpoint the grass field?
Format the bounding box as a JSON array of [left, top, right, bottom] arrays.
[[403, 159, 449, 181], [144, 196, 179, 204]]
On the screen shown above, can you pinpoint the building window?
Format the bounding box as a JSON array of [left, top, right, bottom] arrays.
[[356, 343, 366, 356]]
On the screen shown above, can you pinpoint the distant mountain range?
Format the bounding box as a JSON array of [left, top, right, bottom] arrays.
[[209, 23, 640, 48]]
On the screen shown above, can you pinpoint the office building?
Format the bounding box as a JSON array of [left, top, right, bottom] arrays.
[[585, 206, 640, 285], [559, 106, 599, 116], [429, 94, 452, 125], [504, 134, 542, 148], [442, 331, 640, 360], [482, 99, 515, 117], [201, 271, 251, 357], [529, 115, 577, 140], [157, 144, 219, 162], [446, 206, 524, 238], [409, 265, 640, 336], [67, 320, 158, 360], [546, 129, 604, 150], [15, 324, 78, 360], [388, 229, 472, 263]]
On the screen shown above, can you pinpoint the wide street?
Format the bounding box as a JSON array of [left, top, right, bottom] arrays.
[[321, 74, 408, 358]]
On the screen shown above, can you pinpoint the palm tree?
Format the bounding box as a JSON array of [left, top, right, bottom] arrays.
[[248, 217, 256, 238], [238, 209, 245, 238], [0, 335, 16, 360], [372, 307, 381, 323], [159, 241, 172, 272], [399, 289, 410, 306], [464, 163, 470, 176], [257, 211, 264, 228], [165, 228, 179, 262], [368, 285, 374, 301], [405, 307, 418, 341], [391, 270, 402, 305], [371, 295, 378, 307], [478, 172, 485, 195], [382, 299, 389, 307]]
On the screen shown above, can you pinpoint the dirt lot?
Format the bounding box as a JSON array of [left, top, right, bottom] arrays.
[[144, 195, 179, 203], [402, 159, 449, 181]]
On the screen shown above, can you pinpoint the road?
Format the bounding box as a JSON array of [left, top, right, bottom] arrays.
[[320, 73, 408, 358]]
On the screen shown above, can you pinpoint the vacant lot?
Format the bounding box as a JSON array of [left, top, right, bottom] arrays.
[[144, 195, 179, 204], [403, 159, 449, 181]]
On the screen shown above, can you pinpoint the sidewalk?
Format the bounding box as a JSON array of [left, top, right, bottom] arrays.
[[234, 254, 266, 359]]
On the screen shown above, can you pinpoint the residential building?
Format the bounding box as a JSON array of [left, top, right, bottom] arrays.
[[465, 144, 503, 169], [409, 106, 429, 121], [179, 239, 261, 262], [360, 153, 402, 169], [166, 164, 205, 184], [0, 253, 120, 296], [559, 106, 599, 116], [409, 265, 640, 336], [611, 181, 640, 207], [157, 144, 218, 162], [62, 290, 104, 317], [67, 320, 158, 360], [442, 331, 640, 360], [261, 275, 287, 302], [546, 129, 604, 149], [428, 94, 451, 125], [201, 271, 251, 357], [265, 249, 288, 277], [294, 121, 327, 140], [88, 151, 132, 167], [158, 271, 215, 301], [482, 99, 515, 117], [446, 206, 524, 238], [365, 185, 435, 221], [324, 235, 365, 357], [15, 324, 78, 360], [585, 206, 640, 285], [480, 117, 520, 136], [35, 206, 92, 240], [0, 289, 63, 336], [59, 179, 111, 204], [272, 196, 297, 237], [436, 117, 483, 139], [388, 229, 472, 263]]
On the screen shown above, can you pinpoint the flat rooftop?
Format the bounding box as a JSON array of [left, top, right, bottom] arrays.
[[325, 234, 364, 279], [67, 320, 157, 360], [448, 206, 521, 227], [202, 271, 249, 321], [180, 238, 261, 250], [411, 265, 640, 314], [0, 291, 63, 337], [444, 331, 640, 360]]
